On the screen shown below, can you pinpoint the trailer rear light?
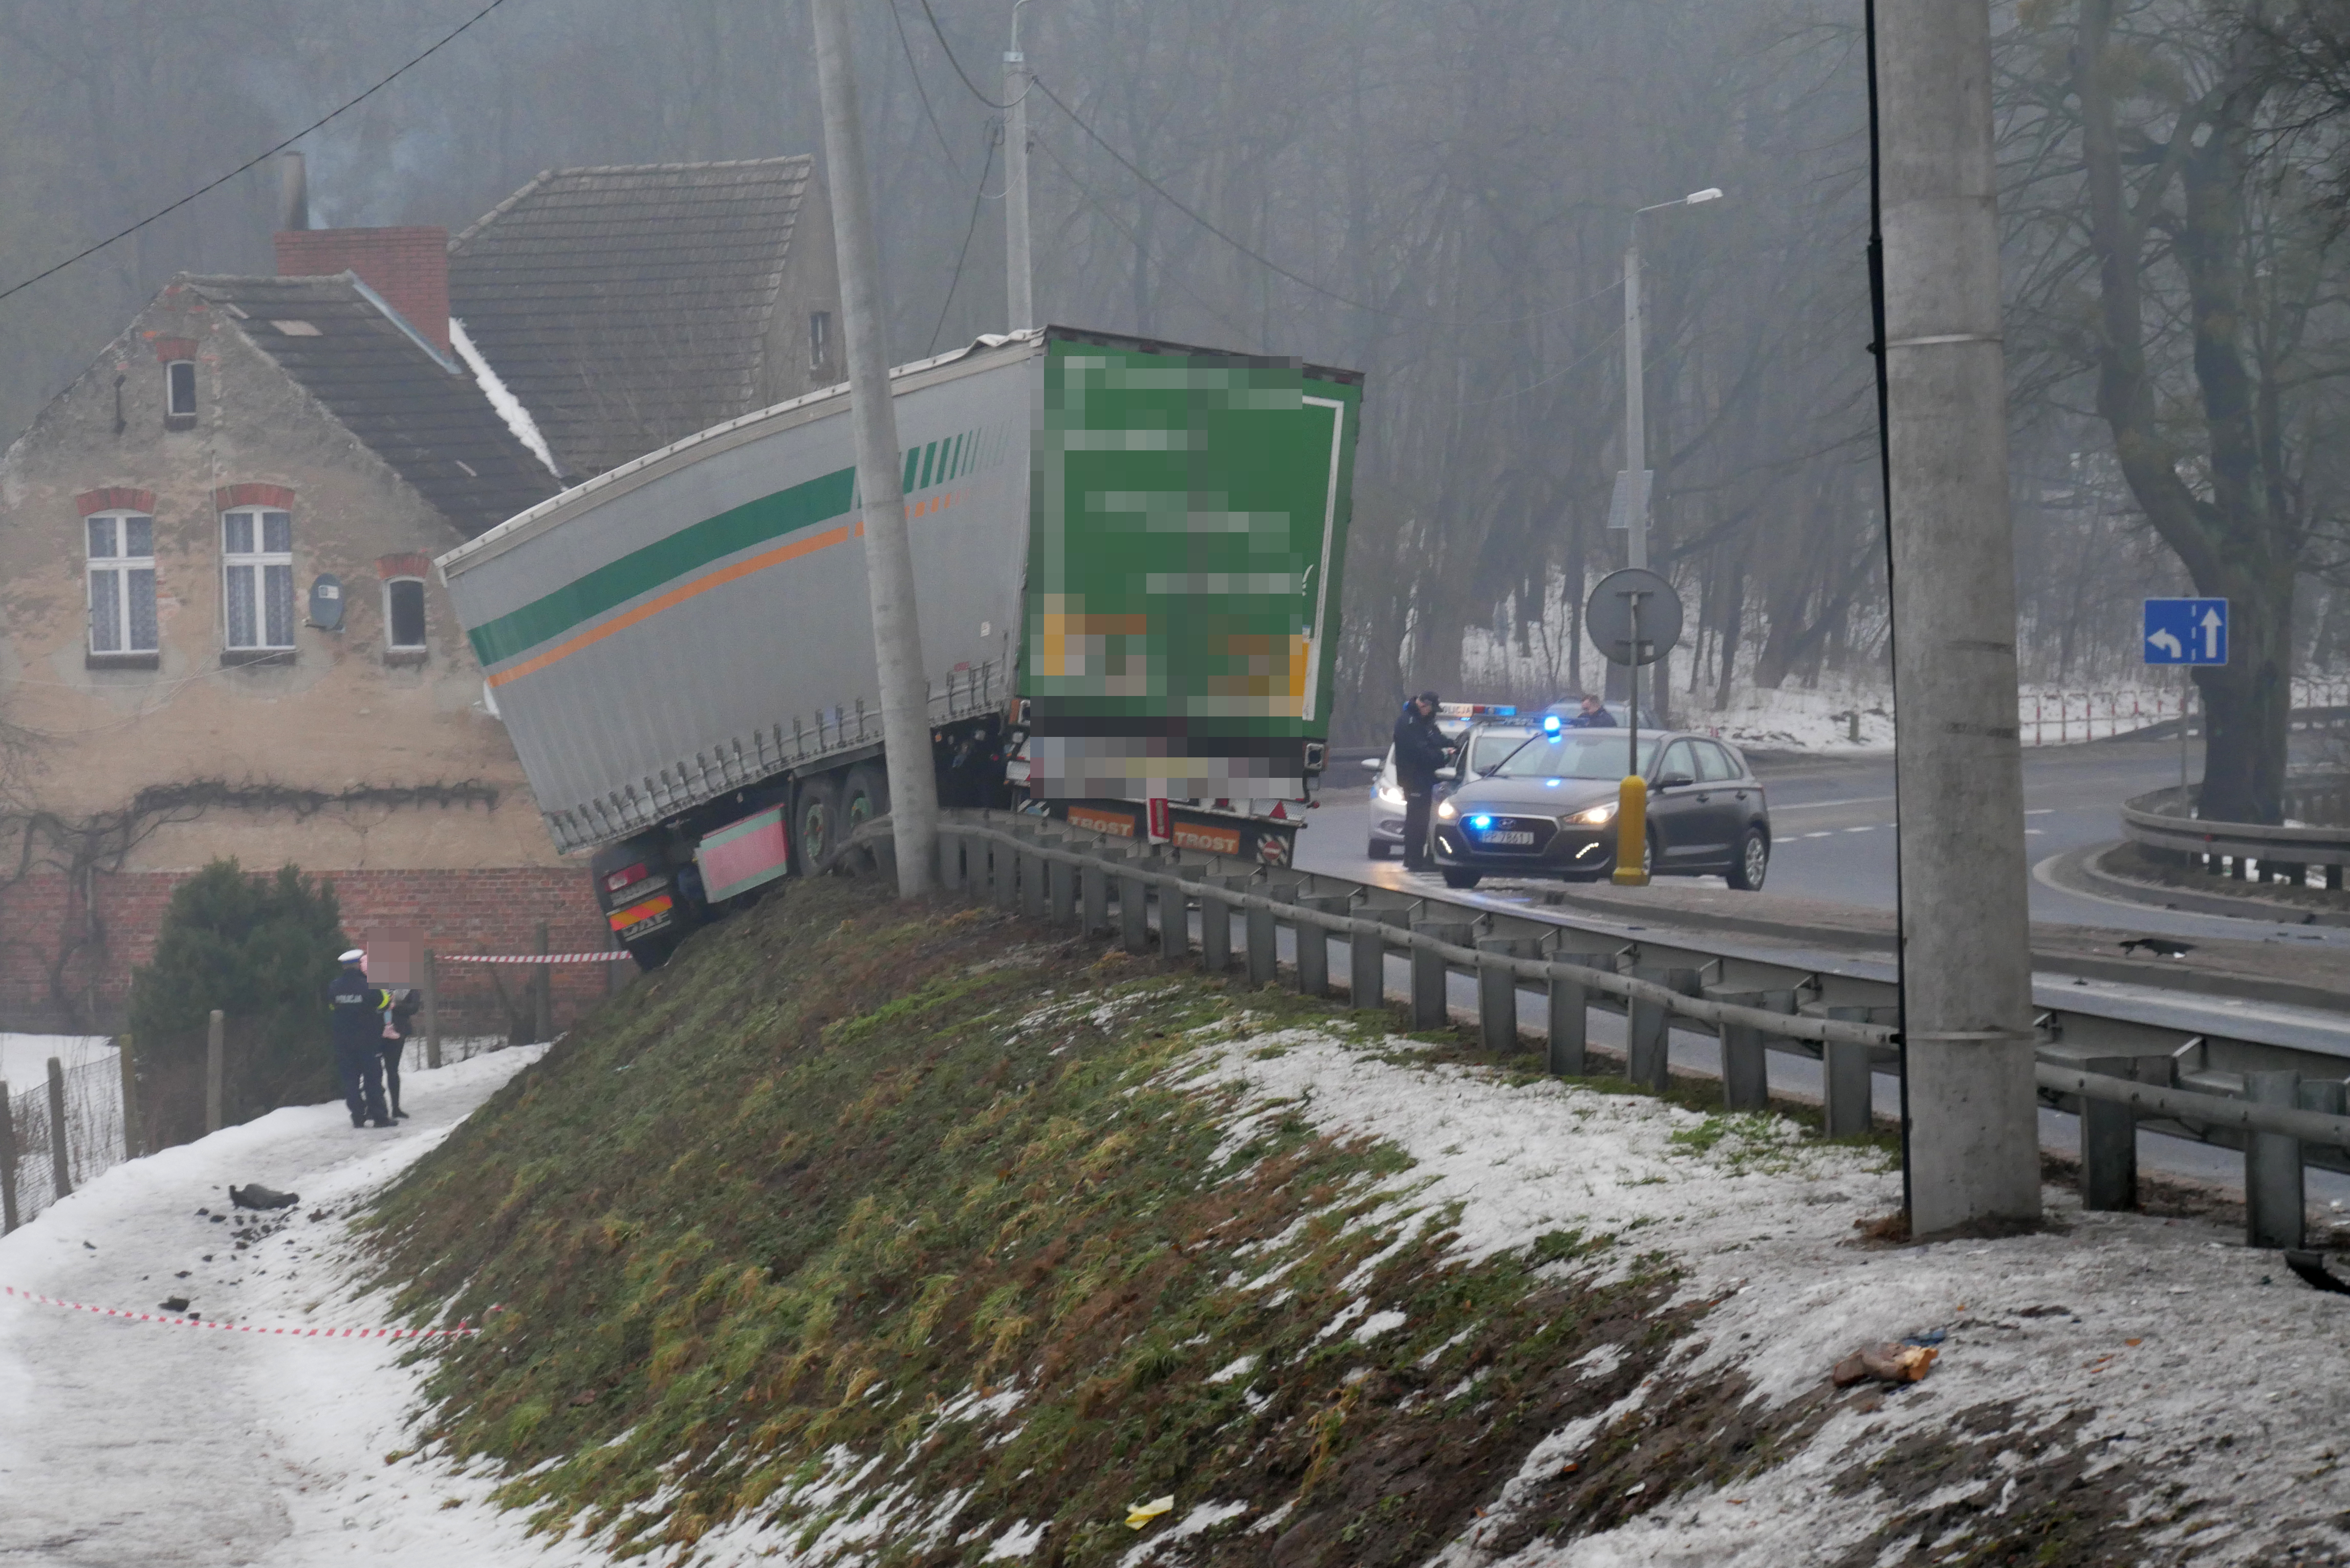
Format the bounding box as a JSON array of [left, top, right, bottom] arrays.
[[605, 862, 649, 894]]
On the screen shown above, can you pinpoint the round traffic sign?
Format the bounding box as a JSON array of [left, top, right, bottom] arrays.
[[1585, 568, 1683, 667]]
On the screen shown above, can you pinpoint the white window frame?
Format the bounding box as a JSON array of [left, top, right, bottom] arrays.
[[221, 507, 295, 651], [383, 575, 428, 652], [165, 360, 197, 418], [86, 511, 159, 656]]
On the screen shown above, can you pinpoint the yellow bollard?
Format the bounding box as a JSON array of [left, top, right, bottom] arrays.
[[1611, 775, 1650, 886]]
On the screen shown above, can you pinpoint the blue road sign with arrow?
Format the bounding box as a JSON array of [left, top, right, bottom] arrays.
[[2143, 597, 2227, 665]]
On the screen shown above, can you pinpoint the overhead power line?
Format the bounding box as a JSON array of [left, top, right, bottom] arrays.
[[913, 0, 1015, 109], [1029, 74, 1621, 332], [0, 0, 518, 307], [927, 125, 1001, 354]]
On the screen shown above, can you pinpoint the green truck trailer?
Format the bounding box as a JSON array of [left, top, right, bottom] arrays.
[[437, 326, 1363, 964]]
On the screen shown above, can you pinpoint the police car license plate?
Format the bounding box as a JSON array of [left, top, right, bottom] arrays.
[[1481, 830, 1536, 845]]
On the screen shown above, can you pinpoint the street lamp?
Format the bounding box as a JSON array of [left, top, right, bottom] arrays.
[[1617, 188, 1723, 572]]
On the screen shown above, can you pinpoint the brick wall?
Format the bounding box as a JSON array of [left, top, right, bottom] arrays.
[[272, 226, 451, 352], [0, 865, 613, 1037]]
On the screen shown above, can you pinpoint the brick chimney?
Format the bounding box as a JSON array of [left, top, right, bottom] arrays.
[[274, 226, 450, 353]]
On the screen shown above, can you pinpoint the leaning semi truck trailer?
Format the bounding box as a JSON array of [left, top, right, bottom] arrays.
[[438, 325, 1362, 965]]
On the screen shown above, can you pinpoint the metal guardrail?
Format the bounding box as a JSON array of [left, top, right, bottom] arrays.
[[928, 809, 2350, 1247], [2121, 775, 2350, 888]]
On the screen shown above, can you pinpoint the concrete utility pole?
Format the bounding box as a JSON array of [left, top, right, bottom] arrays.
[[1876, 0, 2040, 1232], [812, 0, 941, 897], [1004, 0, 1035, 331]]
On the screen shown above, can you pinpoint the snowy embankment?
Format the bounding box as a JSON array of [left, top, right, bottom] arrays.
[[0, 1047, 595, 1568], [1204, 1027, 2350, 1565], [4, 1001, 2344, 1565]]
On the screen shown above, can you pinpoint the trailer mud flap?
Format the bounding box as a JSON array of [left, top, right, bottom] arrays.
[[699, 805, 791, 901], [1058, 800, 1146, 840], [1165, 805, 1298, 866]]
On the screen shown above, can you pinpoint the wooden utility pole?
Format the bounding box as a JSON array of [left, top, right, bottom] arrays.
[[1874, 0, 2040, 1233], [811, 0, 942, 897]]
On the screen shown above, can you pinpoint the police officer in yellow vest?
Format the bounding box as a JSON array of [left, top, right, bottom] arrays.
[[329, 947, 395, 1128]]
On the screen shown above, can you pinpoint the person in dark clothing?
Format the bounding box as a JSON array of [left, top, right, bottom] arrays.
[[378, 987, 422, 1121], [328, 948, 395, 1128], [1391, 690, 1454, 872], [1569, 693, 1617, 728]]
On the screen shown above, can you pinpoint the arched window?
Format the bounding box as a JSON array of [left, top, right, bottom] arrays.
[[222, 507, 294, 650], [87, 511, 159, 657], [385, 578, 427, 652]]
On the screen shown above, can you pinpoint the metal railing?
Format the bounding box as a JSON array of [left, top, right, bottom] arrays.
[[2120, 775, 2350, 891], [929, 809, 2350, 1248], [2017, 677, 2349, 747]]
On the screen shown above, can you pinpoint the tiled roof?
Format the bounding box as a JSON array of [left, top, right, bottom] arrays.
[[189, 275, 560, 538], [447, 158, 814, 481]]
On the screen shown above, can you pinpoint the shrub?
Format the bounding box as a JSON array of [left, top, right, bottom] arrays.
[[128, 860, 346, 1138]]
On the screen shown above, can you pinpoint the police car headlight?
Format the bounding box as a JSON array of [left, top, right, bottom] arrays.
[[1377, 785, 1406, 807], [1435, 799, 1458, 820], [1568, 802, 1617, 826]]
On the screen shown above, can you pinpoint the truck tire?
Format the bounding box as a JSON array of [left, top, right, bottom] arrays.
[[841, 764, 890, 835], [795, 774, 844, 873]]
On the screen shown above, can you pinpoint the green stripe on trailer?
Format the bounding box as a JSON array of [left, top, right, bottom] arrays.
[[466, 467, 857, 669]]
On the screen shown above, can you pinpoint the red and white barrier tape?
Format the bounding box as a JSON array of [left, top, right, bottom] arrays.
[[434, 952, 630, 965], [1, 1282, 499, 1339]]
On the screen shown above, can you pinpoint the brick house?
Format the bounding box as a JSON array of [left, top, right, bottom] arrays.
[[0, 157, 836, 1034]]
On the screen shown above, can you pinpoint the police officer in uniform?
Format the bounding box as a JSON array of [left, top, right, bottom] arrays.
[[1391, 690, 1455, 873], [329, 948, 395, 1128]]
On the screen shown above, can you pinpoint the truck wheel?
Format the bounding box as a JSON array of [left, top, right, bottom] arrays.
[[795, 774, 843, 873], [841, 764, 890, 835]]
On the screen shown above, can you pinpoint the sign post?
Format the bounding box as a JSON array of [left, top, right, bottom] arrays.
[[1586, 569, 1685, 887], [2143, 598, 2227, 812]]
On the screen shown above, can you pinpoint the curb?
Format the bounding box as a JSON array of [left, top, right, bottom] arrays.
[[2045, 841, 2350, 930]]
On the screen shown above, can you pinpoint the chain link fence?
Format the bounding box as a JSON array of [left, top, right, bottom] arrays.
[[2, 1043, 125, 1231]]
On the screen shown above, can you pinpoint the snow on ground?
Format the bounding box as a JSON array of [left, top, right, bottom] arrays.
[[0, 1032, 114, 1090], [9, 1007, 2344, 1565], [0, 1044, 599, 1568], [1195, 1022, 2350, 1566]]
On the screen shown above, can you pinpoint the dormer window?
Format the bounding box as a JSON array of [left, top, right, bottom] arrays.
[[386, 578, 427, 656], [165, 360, 197, 428]]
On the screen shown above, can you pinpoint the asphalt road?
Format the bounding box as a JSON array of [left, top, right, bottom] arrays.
[[1303, 730, 2350, 951]]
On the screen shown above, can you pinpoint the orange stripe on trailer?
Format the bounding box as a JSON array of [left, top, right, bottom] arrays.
[[487, 524, 855, 688]]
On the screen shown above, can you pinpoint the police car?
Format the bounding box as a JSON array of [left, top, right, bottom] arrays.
[[1428, 716, 1771, 890], [1361, 704, 1533, 859]]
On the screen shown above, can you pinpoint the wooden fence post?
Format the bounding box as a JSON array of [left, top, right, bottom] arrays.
[[423, 950, 442, 1070], [1, 1079, 18, 1233], [533, 920, 552, 1042], [47, 1057, 71, 1201], [118, 1033, 140, 1160], [205, 1010, 225, 1135]]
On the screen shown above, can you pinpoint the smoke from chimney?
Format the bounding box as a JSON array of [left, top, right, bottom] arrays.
[[278, 152, 308, 232]]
